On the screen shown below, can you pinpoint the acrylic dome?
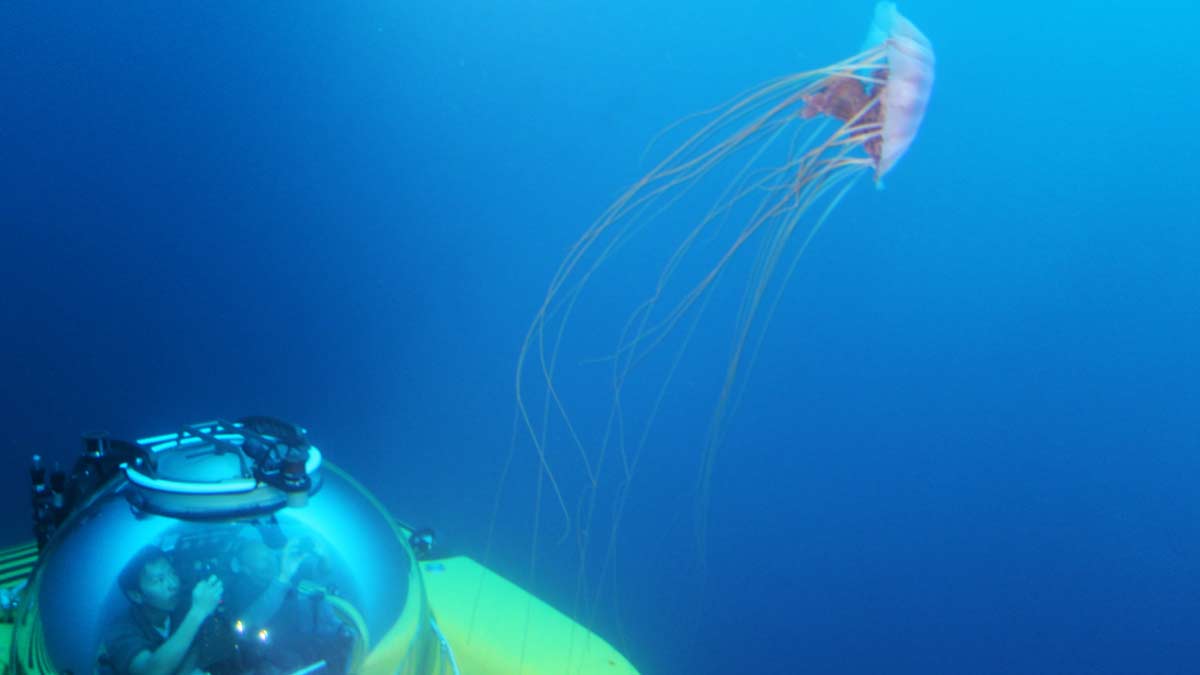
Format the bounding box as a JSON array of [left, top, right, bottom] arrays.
[[12, 420, 444, 675]]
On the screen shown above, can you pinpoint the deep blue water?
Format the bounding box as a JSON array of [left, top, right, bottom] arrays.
[[2, 1, 1198, 674]]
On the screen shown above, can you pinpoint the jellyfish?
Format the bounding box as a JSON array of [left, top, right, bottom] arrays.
[[509, 0, 934, 633]]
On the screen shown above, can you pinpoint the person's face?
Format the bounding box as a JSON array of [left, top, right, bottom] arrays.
[[134, 557, 181, 612], [239, 542, 277, 583]]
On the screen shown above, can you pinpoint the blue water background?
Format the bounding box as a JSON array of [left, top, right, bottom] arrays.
[[2, 1, 1198, 673]]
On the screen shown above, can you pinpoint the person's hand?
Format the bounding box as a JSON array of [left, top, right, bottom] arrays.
[[190, 575, 223, 618]]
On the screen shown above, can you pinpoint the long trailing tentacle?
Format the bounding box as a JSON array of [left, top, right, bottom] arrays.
[[510, 44, 892, 631]]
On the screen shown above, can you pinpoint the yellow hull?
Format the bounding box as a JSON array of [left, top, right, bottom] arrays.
[[419, 556, 637, 675], [0, 541, 36, 674]]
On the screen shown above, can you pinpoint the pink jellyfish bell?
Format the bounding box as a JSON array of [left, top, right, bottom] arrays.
[[871, 2, 936, 179], [801, 1, 936, 182]]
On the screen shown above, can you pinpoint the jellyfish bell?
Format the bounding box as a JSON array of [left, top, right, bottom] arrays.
[[868, 1, 936, 179], [505, 2, 935, 662], [799, 2, 934, 183]]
